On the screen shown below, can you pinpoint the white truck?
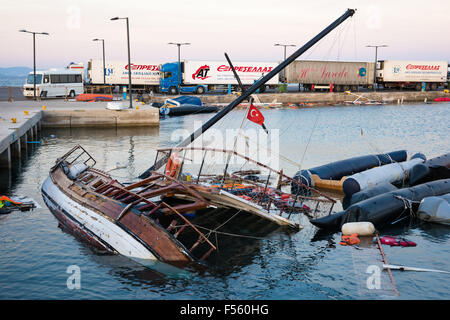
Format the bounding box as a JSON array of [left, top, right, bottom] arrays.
[[377, 60, 448, 91], [160, 60, 280, 94], [87, 60, 161, 92]]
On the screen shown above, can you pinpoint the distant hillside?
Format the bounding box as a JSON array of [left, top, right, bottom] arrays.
[[0, 67, 33, 86], [0, 67, 32, 77]]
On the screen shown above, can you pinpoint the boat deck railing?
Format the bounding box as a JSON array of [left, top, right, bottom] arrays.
[[154, 147, 336, 220], [52, 144, 97, 170]]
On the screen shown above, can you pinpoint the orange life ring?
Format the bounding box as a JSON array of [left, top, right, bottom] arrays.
[[165, 153, 181, 177]]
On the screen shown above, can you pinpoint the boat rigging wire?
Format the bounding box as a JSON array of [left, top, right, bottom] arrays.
[[299, 110, 321, 170]]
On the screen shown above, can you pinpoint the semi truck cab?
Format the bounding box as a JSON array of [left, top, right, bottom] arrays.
[[159, 62, 206, 95]]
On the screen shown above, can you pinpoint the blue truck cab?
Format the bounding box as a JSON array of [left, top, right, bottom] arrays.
[[159, 62, 207, 95]]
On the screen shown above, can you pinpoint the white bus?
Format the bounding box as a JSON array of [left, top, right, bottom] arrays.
[[23, 69, 84, 98]]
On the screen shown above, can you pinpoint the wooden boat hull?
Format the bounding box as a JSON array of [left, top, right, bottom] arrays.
[[42, 176, 158, 260], [42, 162, 199, 265]]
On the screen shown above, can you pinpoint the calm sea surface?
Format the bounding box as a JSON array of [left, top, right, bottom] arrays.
[[0, 102, 449, 300]]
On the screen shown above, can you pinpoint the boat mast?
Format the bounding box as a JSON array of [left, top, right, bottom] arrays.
[[139, 8, 356, 178]]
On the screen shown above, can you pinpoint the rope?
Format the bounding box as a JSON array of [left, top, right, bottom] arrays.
[[238, 133, 302, 169], [391, 195, 419, 223], [195, 225, 266, 240], [300, 110, 321, 169]]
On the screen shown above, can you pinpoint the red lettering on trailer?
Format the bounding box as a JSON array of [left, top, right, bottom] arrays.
[[125, 64, 160, 71], [406, 64, 440, 71], [320, 66, 348, 79], [217, 65, 273, 73]]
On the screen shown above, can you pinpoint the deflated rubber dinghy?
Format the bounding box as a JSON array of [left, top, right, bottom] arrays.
[[292, 150, 407, 193], [159, 96, 218, 116], [417, 193, 450, 225], [160, 105, 219, 116], [409, 153, 450, 186], [342, 183, 398, 210], [342, 153, 426, 197], [310, 179, 450, 231], [165, 96, 202, 107]]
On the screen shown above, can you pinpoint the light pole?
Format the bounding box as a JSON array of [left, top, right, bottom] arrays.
[[111, 17, 132, 108], [366, 44, 388, 91], [274, 43, 296, 82], [19, 29, 49, 100], [93, 38, 106, 85], [168, 42, 190, 94]]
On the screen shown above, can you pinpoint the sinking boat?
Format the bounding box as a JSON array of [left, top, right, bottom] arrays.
[[409, 152, 450, 186], [41, 145, 335, 266], [310, 179, 450, 230], [41, 9, 356, 267]]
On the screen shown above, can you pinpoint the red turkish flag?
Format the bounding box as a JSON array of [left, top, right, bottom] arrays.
[[247, 105, 265, 125], [247, 105, 268, 133]]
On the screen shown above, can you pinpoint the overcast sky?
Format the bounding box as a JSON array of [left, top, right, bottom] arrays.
[[1, 0, 449, 69]]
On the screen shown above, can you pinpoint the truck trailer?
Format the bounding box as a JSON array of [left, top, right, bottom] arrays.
[[87, 60, 161, 92], [377, 60, 448, 91], [284, 60, 375, 92], [159, 60, 280, 94]]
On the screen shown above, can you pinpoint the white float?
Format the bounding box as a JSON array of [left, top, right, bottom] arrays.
[[341, 221, 375, 236]]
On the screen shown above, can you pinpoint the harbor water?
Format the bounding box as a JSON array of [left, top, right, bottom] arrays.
[[0, 102, 449, 299]]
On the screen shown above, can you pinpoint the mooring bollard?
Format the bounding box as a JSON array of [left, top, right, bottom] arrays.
[[8, 87, 14, 102]]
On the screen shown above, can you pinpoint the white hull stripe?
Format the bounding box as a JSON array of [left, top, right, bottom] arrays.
[[42, 177, 157, 261]]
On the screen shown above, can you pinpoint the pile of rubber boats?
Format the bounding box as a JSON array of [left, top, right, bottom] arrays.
[[153, 96, 219, 117], [292, 151, 450, 230]]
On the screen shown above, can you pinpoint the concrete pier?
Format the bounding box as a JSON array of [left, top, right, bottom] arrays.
[[0, 108, 41, 168], [41, 108, 160, 128]]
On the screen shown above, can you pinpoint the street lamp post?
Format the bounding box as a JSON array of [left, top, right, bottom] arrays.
[[93, 38, 106, 85], [274, 43, 296, 82], [168, 42, 190, 94], [111, 17, 132, 108], [19, 29, 49, 100], [366, 44, 388, 91]]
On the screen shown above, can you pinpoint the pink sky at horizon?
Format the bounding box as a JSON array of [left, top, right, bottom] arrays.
[[1, 0, 449, 69]]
